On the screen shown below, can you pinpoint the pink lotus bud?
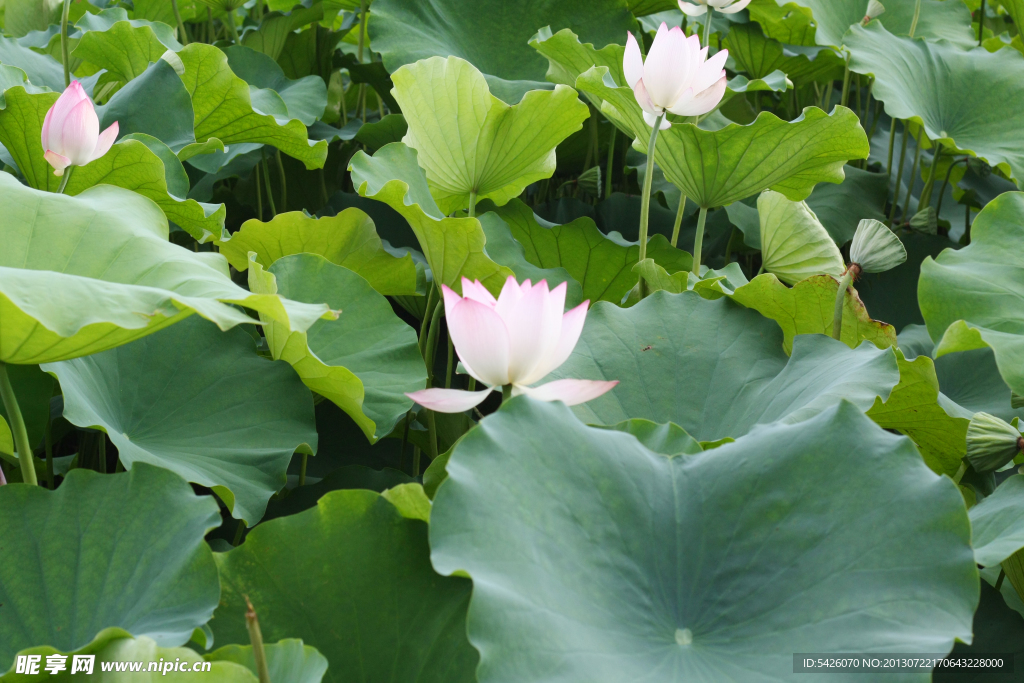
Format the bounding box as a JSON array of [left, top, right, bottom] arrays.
[[41, 81, 119, 177]]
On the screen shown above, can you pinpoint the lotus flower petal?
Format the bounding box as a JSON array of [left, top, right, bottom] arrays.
[[667, 75, 728, 117], [643, 110, 673, 129], [41, 81, 89, 153], [459, 277, 497, 307], [717, 0, 751, 12], [692, 48, 729, 93], [520, 299, 589, 385], [43, 150, 71, 176], [678, 0, 710, 15], [57, 98, 100, 166], [90, 122, 119, 163], [643, 24, 692, 109], [406, 387, 494, 413], [447, 297, 511, 386], [633, 80, 659, 117], [504, 280, 565, 383], [515, 379, 619, 406], [623, 32, 644, 89]]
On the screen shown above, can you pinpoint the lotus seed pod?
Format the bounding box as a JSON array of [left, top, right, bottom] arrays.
[[848, 219, 908, 274], [966, 412, 1023, 473]]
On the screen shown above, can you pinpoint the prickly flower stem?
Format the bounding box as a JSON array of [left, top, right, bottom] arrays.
[[244, 597, 272, 683], [0, 362, 37, 486], [831, 266, 858, 341], [56, 166, 73, 194], [637, 114, 665, 298], [61, 0, 72, 87], [670, 195, 687, 248], [702, 8, 713, 47], [691, 207, 709, 276], [171, 0, 189, 45]]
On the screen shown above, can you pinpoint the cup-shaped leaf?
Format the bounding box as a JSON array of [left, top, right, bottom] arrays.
[[849, 218, 907, 273], [779, 0, 974, 49], [966, 412, 1022, 474], [758, 190, 844, 285]]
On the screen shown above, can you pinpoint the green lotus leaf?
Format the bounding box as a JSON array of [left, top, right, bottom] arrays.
[[847, 22, 1024, 182], [599, 418, 703, 456], [548, 290, 899, 440], [776, 0, 975, 49], [849, 218, 907, 273], [0, 64, 50, 107], [206, 639, 328, 683], [482, 198, 692, 304], [211, 489, 477, 683], [626, 0, 679, 15], [920, 193, 1024, 397], [353, 113, 408, 153], [728, 273, 897, 353], [758, 190, 845, 285], [937, 582, 1024, 682], [0, 364, 53, 455], [44, 316, 317, 525], [0, 36, 65, 91], [865, 351, 968, 477], [803, 163, 888, 244], [250, 254, 426, 443], [969, 476, 1024, 568], [0, 175, 330, 365], [178, 43, 327, 169], [430, 398, 977, 680], [219, 210, 419, 296], [133, 0, 200, 24], [2, 0, 61, 38], [72, 11, 181, 83], [225, 45, 326, 126], [368, 0, 638, 104], [97, 59, 198, 154], [725, 70, 791, 94], [0, 464, 221, 671], [381, 482, 433, 522], [529, 27, 625, 108], [577, 66, 869, 208], [348, 142, 513, 294], [390, 56, 588, 215], [723, 21, 844, 87], [240, 5, 324, 61]]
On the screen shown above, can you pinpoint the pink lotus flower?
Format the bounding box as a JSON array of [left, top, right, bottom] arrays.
[[406, 277, 618, 413], [41, 81, 118, 177], [678, 0, 752, 17], [624, 23, 728, 129]]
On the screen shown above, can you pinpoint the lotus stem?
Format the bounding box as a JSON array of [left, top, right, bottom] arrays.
[[171, 0, 189, 45], [671, 195, 687, 248], [978, 0, 986, 46], [889, 121, 909, 224], [357, 0, 368, 122], [254, 163, 263, 220], [56, 166, 73, 194], [996, 568, 1006, 592], [244, 597, 272, 683], [936, 157, 970, 216], [260, 149, 276, 217], [60, 0, 72, 87], [831, 269, 855, 341], [691, 206, 708, 277], [885, 117, 896, 180], [637, 113, 665, 298], [274, 150, 288, 212], [902, 127, 924, 224], [224, 12, 240, 45], [468, 189, 477, 218], [840, 54, 851, 107], [702, 9, 713, 48], [909, 0, 922, 38], [0, 362, 38, 486], [445, 335, 454, 389], [44, 416, 54, 489], [918, 141, 942, 211], [299, 453, 307, 486], [424, 296, 444, 386], [502, 384, 513, 404], [605, 126, 616, 198]]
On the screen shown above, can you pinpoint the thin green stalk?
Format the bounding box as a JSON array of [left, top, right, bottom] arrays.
[[207, 8, 214, 44], [885, 117, 897, 180], [418, 283, 438, 353], [57, 166, 73, 194], [918, 141, 942, 211], [831, 269, 854, 340], [936, 157, 969, 216], [889, 120, 909, 223], [702, 9, 713, 47], [824, 79, 834, 110], [868, 99, 882, 140], [260, 149, 276, 217], [854, 73, 862, 123], [299, 452, 308, 486], [468, 189, 478, 218], [995, 568, 1006, 592], [61, 0, 72, 87], [44, 414, 54, 489], [244, 597, 272, 683], [583, 108, 597, 171], [224, 12, 240, 44], [502, 384, 513, 404], [357, 0, 368, 122], [274, 150, 288, 212], [424, 297, 444, 386], [400, 410, 411, 470], [171, 0, 189, 45], [691, 207, 709, 276], [670, 195, 686, 248], [605, 126, 617, 198], [232, 520, 246, 545], [637, 113, 665, 298], [445, 335, 454, 389], [319, 167, 329, 206], [978, 0, 986, 46], [909, 0, 922, 38], [254, 162, 263, 221], [0, 362, 37, 486], [840, 54, 851, 107], [412, 446, 421, 477], [902, 127, 924, 224]]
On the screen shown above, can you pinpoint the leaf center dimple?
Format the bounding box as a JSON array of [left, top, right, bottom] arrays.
[[674, 628, 693, 646]]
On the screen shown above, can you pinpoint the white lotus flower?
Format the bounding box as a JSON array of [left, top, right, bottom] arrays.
[[624, 23, 729, 129], [678, 0, 751, 17]]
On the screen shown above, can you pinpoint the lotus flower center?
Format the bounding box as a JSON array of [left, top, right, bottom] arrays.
[[675, 628, 693, 646]]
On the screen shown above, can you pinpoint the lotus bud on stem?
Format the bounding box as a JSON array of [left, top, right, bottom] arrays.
[[244, 596, 272, 683], [965, 413, 1023, 473]]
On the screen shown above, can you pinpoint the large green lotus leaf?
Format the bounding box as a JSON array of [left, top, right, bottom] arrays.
[[349, 142, 513, 294], [72, 13, 180, 83], [747, 0, 817, 46], [804, 164, 888, 245], [723, 21, 844, 86], [211, 489, 477, 683], [96, 59, 197, 153], [577, 67, 869, 208], [218, 210, 419, 296], [240, 5, 324, 62], [0, 464, 221, 671], [368, 0, 638, 104], [847, 23, 1024, 182], [75, 7, 180, 50], [133, 0, 200, 24], [482, 197, 692, 304], [44, 316, 318, 525], [776, 0, 975, 49], [430, 398, 977, 681], [548, 291, 899, 441], [757, 190, 844, 285], [178, 43, 327, 169], [224, 45, 326, 126], [251, 254, 426, 443], [0, 36, 65, 91], [729, 273, 897, 353], [206, 639, 327, 683], [937, 582, 1024, 683], [529, 27, 625, 107], [0, 176, 330, 365], [865, 352, 968, 478], [970, 475, 1024, 568], [2, 0, 61, 38], [920, 193, 1024, 397], [391, 56, 588, 215]]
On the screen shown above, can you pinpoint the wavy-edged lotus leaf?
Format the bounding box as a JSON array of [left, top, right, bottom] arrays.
[[0, 175, 330, 365], [626, 0, 678, 15], [777, 0, 975, 49], [0, 464, 221, 671], [920, 193, 1024, 397], [848, 22, 1024, 182], [722, 20, 844, 86], [390, 56, 588, 215], [804, 163, 889, 245], [97, 59, 198, 154], [600, 418, 703, 456], [758, 190, 844, 285], [133, 0, 200, 24], [937, 581, 1024, 683], [482, 198, 692, 304], [369, 0, 638, 104], [529, 27, 626, 109], [865, 351, 968, 478], [430, 398, 977, 682], [219, 210, 419, 296], [849, 219, 907, 273], [240, 5, 325, 62], [970, 476, 1024, 568], [75, 7, 181, 49], [349, 142, 513, 295], [211, 489, 477, 683], [728, 273, 897, 353], [548, 291, 899, 441], [224, 45, 327, 126], [0, 35, 65, 91], [206, 639, 328, 683], [250, 254, 426, 443], [72, 13, 180, 83], [178, 43, 327, 169], [44, 316, 317, 525], [577, 67, 869, 208]]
